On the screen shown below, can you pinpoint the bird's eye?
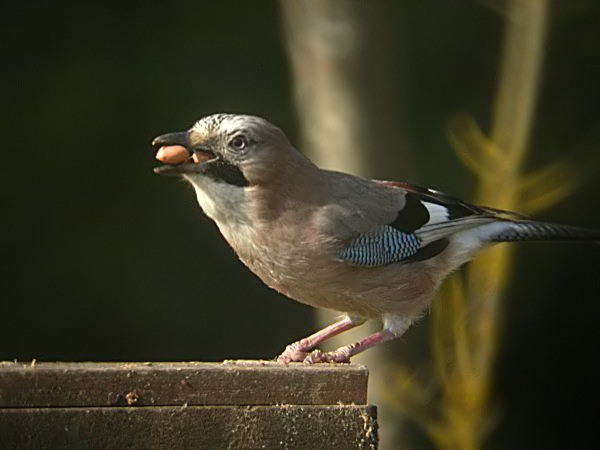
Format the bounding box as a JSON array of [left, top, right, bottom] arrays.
[[229, 135, 247, 151]]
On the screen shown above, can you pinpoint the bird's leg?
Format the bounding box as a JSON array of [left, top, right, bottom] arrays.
[[276, 316, 364, 364], [304, 317, 412, 364], [303, 329, 398, 364]]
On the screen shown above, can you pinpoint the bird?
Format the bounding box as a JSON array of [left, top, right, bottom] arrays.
[[153, 113, 599, 364]]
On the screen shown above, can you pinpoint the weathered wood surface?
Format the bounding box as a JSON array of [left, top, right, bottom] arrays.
[[0, 405, 378, 449], [0, 360, 368, 407], [0, 361, 377, 449]]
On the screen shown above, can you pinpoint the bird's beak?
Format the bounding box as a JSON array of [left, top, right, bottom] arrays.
[[152, 131, 217, 175]]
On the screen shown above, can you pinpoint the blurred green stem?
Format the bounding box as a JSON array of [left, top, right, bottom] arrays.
[[468, 0, 548, 376], [436, 1, 549, 449]]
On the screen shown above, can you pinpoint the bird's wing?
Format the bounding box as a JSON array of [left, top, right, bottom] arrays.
[[338, 181, 517, 267], [374, 180, 525, 220]]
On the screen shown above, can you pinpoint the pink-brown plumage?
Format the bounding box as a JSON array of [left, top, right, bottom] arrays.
[[153, 113, 600, 363]]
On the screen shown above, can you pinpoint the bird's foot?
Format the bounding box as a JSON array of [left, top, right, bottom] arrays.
[[275, 318, 362, 364], [276, 343, 311, 364], [303, 349, 351, 364]]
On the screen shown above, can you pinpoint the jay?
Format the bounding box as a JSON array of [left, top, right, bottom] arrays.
[[153, 113, 599, 364]]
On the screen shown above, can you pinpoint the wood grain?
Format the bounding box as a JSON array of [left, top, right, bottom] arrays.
[[0, 360, 368, 407], [0, 405, 378, 449], [0, 361, 377, 448]]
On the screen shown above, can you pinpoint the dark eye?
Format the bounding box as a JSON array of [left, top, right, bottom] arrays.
[[229, 135, 247, 151]]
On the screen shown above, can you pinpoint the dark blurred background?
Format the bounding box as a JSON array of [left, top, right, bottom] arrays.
[[2, 1, 599, 448]]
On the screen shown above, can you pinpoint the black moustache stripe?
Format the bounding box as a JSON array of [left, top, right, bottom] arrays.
[[204, 160, 249, 187]]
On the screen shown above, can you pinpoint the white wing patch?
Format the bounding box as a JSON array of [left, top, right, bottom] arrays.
[[422, 202, 450, 225]]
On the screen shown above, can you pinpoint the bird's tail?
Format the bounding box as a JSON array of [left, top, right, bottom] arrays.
[[489, 220, 600, 243]]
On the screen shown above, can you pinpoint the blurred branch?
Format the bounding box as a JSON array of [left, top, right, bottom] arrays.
[[279, 1, 413, 447], [467, 0, 548, 376], [280, 0, 370, 174], [279, 0, 413, 178], [433, 1, 550, 448], [389, 1, 561, 449]]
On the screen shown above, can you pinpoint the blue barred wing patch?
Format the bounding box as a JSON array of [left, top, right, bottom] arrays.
[[339, 225, 421, 267]]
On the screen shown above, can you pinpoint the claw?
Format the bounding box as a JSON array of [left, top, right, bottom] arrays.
[[303, 349, 351, 364], [276, 343, 310, 364]]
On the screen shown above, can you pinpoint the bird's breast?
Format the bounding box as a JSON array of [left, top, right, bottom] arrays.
[[210, 204, 440, 319]]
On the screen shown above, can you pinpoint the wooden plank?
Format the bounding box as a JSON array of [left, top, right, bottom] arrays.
[[0, 405, 378, 449], [0, 361, 368, 407]]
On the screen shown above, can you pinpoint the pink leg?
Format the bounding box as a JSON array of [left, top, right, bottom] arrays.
[[276, 316, 363, 364], [303, 329, 397, 364]]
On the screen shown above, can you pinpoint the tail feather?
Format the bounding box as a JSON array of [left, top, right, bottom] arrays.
[[491, 220, 600, 243]]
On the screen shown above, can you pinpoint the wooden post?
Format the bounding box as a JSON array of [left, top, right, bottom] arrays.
[[0, 361, 377, 449]]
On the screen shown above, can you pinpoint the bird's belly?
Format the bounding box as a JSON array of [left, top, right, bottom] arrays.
[[223, 221, 441, 320], [244, 253, 437, 319]]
